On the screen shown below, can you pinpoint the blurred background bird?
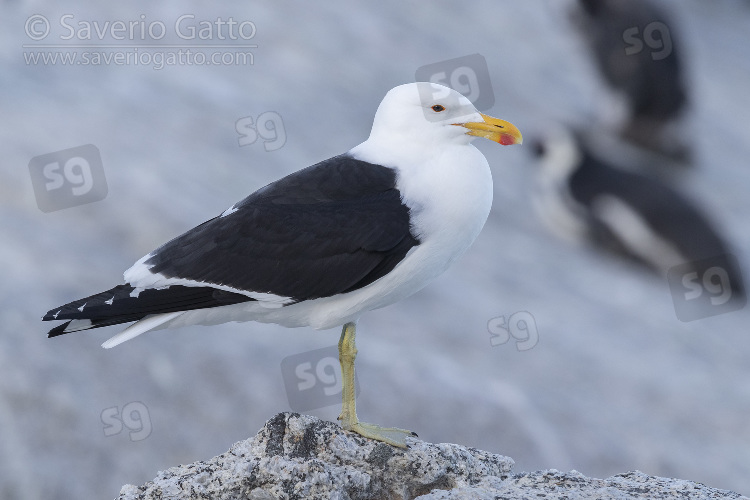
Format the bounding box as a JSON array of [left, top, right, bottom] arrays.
[[571, 0, 691, 168], [529, 125, 745, 301]]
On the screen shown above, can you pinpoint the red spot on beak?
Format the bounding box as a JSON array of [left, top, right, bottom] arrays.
[[499, 134, 516, 146]]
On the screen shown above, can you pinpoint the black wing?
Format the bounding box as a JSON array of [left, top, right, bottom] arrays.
[[143, 153, 420, 302], [43, 284, 253, 337], [43, 153, 420, 338]]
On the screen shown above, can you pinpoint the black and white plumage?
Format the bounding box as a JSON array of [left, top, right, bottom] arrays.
[[135, 156, 418, 304], [530, 125, 744, 298], [574, 0, 690, 163], [44, 83, 523, 348]]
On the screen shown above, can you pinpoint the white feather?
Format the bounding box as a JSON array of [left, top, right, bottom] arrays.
[[123, 255, 293, 306], [220, 205, 238, 217], [101, 311, 184, 349], [592, 194, 685, 272]]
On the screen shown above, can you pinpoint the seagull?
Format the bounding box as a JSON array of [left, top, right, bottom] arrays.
[[573, 0, 690, 164], [530, 124, 744, 299], [43, 82, 523, 447]]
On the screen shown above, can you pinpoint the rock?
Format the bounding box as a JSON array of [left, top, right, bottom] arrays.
[[116, 413, 746, 500]]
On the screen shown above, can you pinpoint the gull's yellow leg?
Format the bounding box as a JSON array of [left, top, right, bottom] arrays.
[[337, 321, 417, 448]]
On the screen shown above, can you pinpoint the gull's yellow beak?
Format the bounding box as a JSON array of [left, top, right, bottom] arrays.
[[458, 113, 523, 146]]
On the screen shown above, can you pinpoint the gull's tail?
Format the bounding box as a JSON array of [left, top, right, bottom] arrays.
[[43, 284, 253, 347]]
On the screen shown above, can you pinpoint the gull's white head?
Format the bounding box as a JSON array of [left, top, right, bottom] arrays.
[[366, 82, 523, 150]]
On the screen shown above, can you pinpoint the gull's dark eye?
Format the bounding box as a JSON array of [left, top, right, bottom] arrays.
[[431, 104, 445, 112]]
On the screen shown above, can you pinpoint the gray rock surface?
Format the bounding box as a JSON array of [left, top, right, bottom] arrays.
[[116, 413, 746, 500]]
